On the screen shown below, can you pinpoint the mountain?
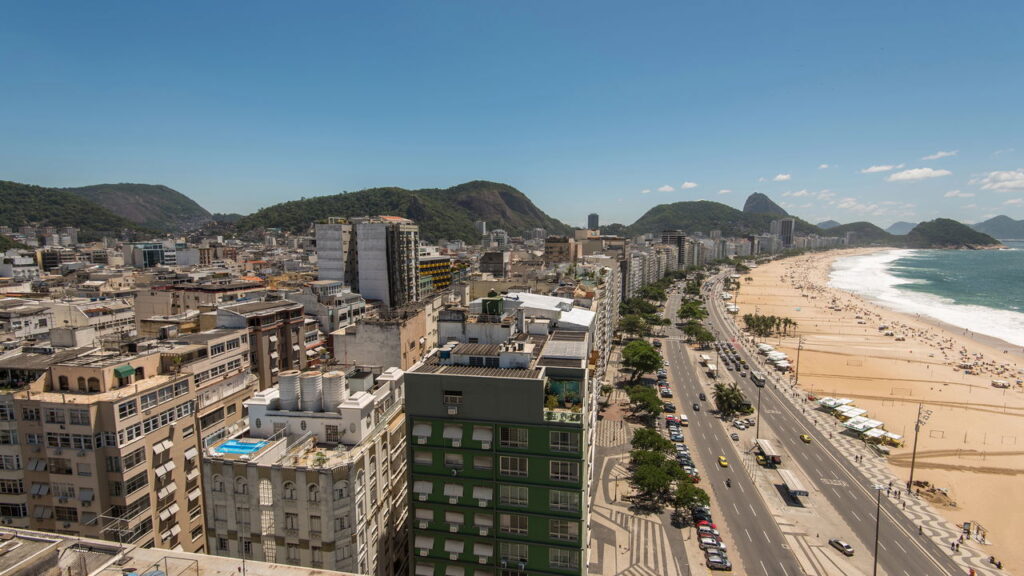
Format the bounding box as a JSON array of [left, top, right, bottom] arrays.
[[212, 213, 244, 224], [0, 180, 143, 241], [627, 200, 819, 237], [742, 192, 789, 217], [817, 220, 841, 229], [234, 180, 571, 242], [67, 183, 211, 233], [906, 219, 1000, 249], [970, 215, 1024, 239], [886, 221, 918, 235], [827, 222, 895, 245]]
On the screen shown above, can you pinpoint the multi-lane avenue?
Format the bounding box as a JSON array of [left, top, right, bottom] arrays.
[[701, 274, 967, 576]]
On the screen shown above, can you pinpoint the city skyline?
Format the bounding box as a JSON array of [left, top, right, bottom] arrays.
[[2, 2, 1023, 228]]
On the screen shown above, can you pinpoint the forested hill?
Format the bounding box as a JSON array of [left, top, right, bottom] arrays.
[[234, 180, 571, 242], [906, 219, 1000, 248], [627, 200, 819, 237], [0, 180, 143, 241], [67, 183, 211, 233]]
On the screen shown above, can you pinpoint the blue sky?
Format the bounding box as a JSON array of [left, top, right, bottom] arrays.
[[3, 1, 1023, 228]]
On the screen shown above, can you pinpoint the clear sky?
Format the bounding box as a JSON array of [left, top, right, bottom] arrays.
[[3, 1, 1023, 228]]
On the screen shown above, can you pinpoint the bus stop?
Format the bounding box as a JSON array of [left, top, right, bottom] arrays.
[[755, 438, 783, 466], [777, 468, 809, 497]]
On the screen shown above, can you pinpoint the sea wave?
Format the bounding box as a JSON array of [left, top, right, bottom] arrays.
[[830, 250, 1024, 348]]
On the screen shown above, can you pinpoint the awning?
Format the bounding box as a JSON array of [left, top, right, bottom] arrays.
[[445, 511, 464, 525], [472, 486, 493, 502], [186, 468, 200, 482], [306, 350, 317, 357], [863, 428, 886, 439], [183, 447, 198, 460], [31, 483, 49, 496], [28, 459, 46, 471], [188, 488, 201, 501], [443, 483, 463, 498], [415, 563, 434, 576], [471, 426, 493, 443], [444, 539, 464, 554], [158, 482, 177, 499], [442, 424, 462, 440], [445, 567, 465, 576], [155, 461, 176, 478], [412, 423, 432, 439], [78, 488, 94, 502], [114, 365, 135, 378], [159, 506, 174, 521], [415, 507, 434, 521], [269, 336, 278, 343], [153, 439, 173, 455], [473, 542, 494, 557], [414, 535, 434, 551], [34, 506, 52, 519], [413, 481, 433, 495], [170, 524, 181, 536], [474, 513, 493, 528]]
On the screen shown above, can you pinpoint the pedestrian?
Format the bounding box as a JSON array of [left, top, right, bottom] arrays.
[[918, 526, 923, 536], [956, 543, 960, 552], [902, 502, 906, 510]]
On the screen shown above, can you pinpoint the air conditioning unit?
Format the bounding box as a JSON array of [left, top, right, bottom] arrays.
[[478, 557, 488, 565], [449, 524, 459, 533], [417, 438, 426, 445], [418, 548, 428, 557], [480, 442, 490, 450], [449, 553, 458, 561], [417, 494, 427, 502], [448, 497, 458, 504], [478, 500, 489, 508], [478, 527, 488, 536], [500, 559, 508, 568], [451, 440, 461, 448], [450, 469, 459, 477], [447, 406, 458, 415], [417, 520, 428, 529], [518, 562, 526, 570]]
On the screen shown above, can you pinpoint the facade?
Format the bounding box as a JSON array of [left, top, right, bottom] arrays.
[[587, 214, 599, 230], [284, 280, 367, 334], [0, 298, 53, 340], [479, 252, 511, 278], [356, 217, 420, 309], [420, 255, 454, 295], [212, 300, 308, 390], [332, 305, 429, 370], [543, 237, 579, 265], [0, 251, 40, 283], [405, 333, 595, 576], [44, 298, 136, 344], [134, 280, 266, 321], [314, 217, 355, 283], [202, 367, 408, 575]]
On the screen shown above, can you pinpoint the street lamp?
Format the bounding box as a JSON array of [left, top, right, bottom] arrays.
[[755, 384, 763, 439], [872, 484, 885, 576], [907, 403, 933, 492], [793, 337, 805, 389]]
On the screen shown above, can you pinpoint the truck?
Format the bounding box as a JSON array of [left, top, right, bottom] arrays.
[[699, 354, 712, 366], [706, 364, 718, 378]]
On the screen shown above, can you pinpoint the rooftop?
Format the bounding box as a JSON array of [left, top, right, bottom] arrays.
[[0, 346, 96, 373], [412, 356, 542, 380], [172, 328, 241, 344], [222, 299, 301, 316]]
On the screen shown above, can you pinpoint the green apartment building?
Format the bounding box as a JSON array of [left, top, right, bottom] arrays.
[[406, 332, 594, 576]]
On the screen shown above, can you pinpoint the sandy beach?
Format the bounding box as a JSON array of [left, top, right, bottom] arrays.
[[734, 248, 1024, 570]]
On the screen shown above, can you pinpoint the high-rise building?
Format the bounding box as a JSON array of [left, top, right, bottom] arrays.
[[314, 218, 355, 283], [587, 213, 599, 230], [474, 221, 488, 236], [203, 367, 408, 575], [779, 218, 796, 247], [355, 217, 420, 309], [405, 327, 594, 576], [211, 300, 308, 390]]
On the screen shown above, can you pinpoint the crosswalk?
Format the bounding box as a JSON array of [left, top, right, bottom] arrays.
[[608, 508, 681, 576], [596, 419, 636, 447]]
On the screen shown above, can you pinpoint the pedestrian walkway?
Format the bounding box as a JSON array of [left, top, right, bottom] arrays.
[[596, 419, 636, 448]]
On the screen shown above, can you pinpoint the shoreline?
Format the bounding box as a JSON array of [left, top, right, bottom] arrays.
[[735, 248, 1024, 571]]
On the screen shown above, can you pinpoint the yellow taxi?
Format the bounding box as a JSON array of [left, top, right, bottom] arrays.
[[800, 434, 812, 444], [718, 456, 729, 468]]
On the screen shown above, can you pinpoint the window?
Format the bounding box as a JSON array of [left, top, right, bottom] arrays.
[[77, 463, 91, 476], [45, 408, 65, 424], [500, 427, 529, 448], [21, 408, 39, 421], [500, 542, 529, 564], [241, 538, 252, 557], [0, 405, 11, 421], [214, 505, 227, 521], [235, 478, 248, 494], [311, 546, 322, 564], [285, 513, 298, 530], [442, 390, 463, 405], [218, 537, 229, 551], [325, 424, 340, 443], [55, 506, 79, 523], [499, 485, 528, 507], [310, 515, 321, 532], [182, 425, 195, 439], [499, 456, 528, 478], [500, 513, 529, 535], [125, 472, 148, 495], [210, 342, 226, 356], [414, 451, 433, 466], [549, 460, 579, 482], [283, 482, 296, 500], [473, 455, 493, 470], [69, 408, 90, 426], [0, 430, 17, 445], [287, 543, 299, 562], [0, 455, 20, 470], [0, 480, 23, 494], [226, 403, 237, 415], [444, 453, 464, 469], [58, 376, 69, 391], [262, 540, 276, 563], [123, 447, 146, 470], [549, 519, 579, 541], [549, 548, 579, 569], [259, 480, 273, 505], [308, 484, 319, 502], [549, 490, 580, 512], [77, 377, 86, 391], [193, 526, 205, 542], [212, 475, 224, 492], [550, 431, 579, 453]]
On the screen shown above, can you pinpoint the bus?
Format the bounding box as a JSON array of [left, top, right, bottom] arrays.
[[751, 371, 766, 387]]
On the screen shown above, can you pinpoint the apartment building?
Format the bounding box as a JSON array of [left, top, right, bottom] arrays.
[[134, 279, 266, 321], [405, 331, 596, 576], [209, 299, 307, 390], [202, 367, 408, 575], [43, 298, 136, 343], [0, 298, 53, 340]]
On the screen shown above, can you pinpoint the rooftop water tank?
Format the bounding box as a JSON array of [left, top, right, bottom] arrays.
[[299, 371, 323, 412], [278, 370, 301, 411], [321, 371, 348, 413]]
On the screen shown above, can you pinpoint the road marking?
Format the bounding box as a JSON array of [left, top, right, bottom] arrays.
[[779, 561, 790, 576], [895, 540, 907, 553], [734, 502, 740, 515], [763, 529, 771, 544], [738, 482, 745, 494], [745, 528, 753, 542], [850, 510, 861, 522], [749, 503, 758, 517], [879, 542, 887, 551], [760, 560, 769, 575]]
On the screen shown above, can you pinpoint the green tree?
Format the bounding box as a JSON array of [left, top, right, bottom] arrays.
[[630, 449, 667, 469], [671, 479, 711, 513], [712, 382, 747, 418], [631, 461, 673, 500], [626, 385, 664, 419], [631, 428, 675, 454], [677, 300, 708, 322], [618, 314, 649, 339], [621, 340, 663, 383]]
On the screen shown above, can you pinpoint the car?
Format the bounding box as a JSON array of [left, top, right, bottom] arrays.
[[698, 537, 723, 550], [663, 362, 670, 367], [718, 456, 729, 467], [756, 454, 766, 466], [800, 434, 812, 444], [665, 415, 678, 425], [699, 392, 707, 401], [739, 371, 747, 377], [669, 432, 683, 441], [703, 546, 728, 559], [706, 555, 733, 571], [697, 525, 720, 537], [829, 539, 854, 556], [674, 442, 687, 450], [663, 402, 676, 412], [734, 423, 746, 430], [693, 403, 701, 412], [730, 432, 739, 441]]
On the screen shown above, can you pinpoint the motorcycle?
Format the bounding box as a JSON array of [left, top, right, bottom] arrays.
[[726, 478, 732, 488]]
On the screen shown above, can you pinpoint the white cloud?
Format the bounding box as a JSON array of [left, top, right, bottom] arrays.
[[818, 164, 830, 170], [886, 167, 952, 182], [758, 177, 766, 183], [783, 189, 811, 197], [1005, 198, 1024, 205], [963, 203, 976, 209], [817, 189, 835, 200], [943, 190, 974, 198], [680, 181, 698, 190], [640, 189, 651, 195], [860, 163, 904, 174], [657, 185, 674, 192], [718, 189, 732, 195], [773, 173, 792, 182], [971, 169, 1024, 191], [922, 150, 957, 160]]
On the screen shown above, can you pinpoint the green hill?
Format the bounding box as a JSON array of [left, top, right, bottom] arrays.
[[235, 180, 571, 242], [67, 183, 211, 233], [906, 219, 1000, 248], [970, 215, 1024, 239], [627, 200, 820, 237], [885, 221, 918, 235], [827, 222, 896, 245], [742, 192, 789, 216], [817, 220, 841, 229], [0, 180, 143, 241]]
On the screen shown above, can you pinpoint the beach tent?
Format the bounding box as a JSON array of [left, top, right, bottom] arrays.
[[863, 428, 886, 440], [883, 432, 904, 447]]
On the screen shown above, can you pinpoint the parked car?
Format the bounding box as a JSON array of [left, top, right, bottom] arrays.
[[829, 539, 854, 556], [706, 555, 733, 571], [697, 525, 720, 537], [730, 433, 739, 441], [698, 537, 723, 550], [663, 402, 676, 412]]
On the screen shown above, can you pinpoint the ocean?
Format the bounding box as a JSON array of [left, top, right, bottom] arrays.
[[829, 241, 1024, 347]]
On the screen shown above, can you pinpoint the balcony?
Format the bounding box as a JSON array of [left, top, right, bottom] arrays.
[[544, 409, 583, 424]]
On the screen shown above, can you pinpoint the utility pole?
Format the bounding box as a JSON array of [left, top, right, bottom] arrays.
[[793, 337, 805, 389], [907, 403, 932, 491]]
